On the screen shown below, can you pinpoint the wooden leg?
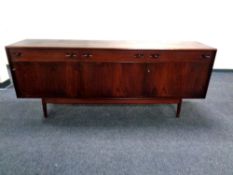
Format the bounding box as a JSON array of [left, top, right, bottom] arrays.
[[176, 99, 182, 118], [42, 99, 48, 118]]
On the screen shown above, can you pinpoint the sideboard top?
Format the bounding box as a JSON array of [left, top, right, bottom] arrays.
[[6, 39, 216, 50]]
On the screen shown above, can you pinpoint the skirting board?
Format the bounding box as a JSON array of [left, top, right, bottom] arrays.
[[213, 69, 233, 72], [0, 79, 11, 89]]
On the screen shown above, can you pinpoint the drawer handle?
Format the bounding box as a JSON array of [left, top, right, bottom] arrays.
[[150, 54, 160, 59], [134, 53, 144, 58], [82, 53, 93, 58], [202, 54, 211, 59], [65, 53, 77, 58], [13, 52, 22, 57]]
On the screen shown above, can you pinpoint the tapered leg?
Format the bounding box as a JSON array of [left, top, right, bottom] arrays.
[[176, 99, 182, 118], [42, 99, 48, 118]]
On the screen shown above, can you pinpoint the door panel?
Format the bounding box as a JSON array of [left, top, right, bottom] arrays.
[[70, 63, 146, 98], [114, 63, 145, 97], [12, 62, 67, 97], [145, 61, 212, 98], [12, 60, 212, 99]]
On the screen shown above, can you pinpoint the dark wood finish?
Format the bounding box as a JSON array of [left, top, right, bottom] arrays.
[[8, 48, 214, 63], [12, 62, 68, 97], [75, 63, 146, 98], [5, 39, 217, 118], [44, 97, 180, 104], [144, 61, 212, 98], [6, 39, 216, 50]]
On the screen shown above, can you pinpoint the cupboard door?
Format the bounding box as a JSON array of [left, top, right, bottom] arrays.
[[70, 63, 146, 98], [145, 61, 212, 98], [12, 62, 68, 97], [112, 63, 145, 97]]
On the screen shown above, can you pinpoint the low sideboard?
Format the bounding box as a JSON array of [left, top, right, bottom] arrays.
[[5, 40, 217, 118]]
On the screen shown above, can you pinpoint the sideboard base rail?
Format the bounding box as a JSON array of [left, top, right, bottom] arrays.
[[41, 98, 182, 118]]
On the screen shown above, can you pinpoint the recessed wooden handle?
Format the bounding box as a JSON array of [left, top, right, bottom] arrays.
[[65, 53, 77, 58], [65, 53, 72, 57], [202, 54, 211, 59], [150, 54, 160, 59], [134, 53, 144, 58], [13, 52, 22, 57], [82, 53, 93, 58]]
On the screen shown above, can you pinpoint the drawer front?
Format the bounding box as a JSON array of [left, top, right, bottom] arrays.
[[8, 48, 155, 62], [73, 50, 215, 62], [78, 49, 147, 62], [8, 48, 78, 61], [8, 48, 215, 63], [145, 50, 215, 61]]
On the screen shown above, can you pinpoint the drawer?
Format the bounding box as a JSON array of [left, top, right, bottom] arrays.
[[145, 50, 215, 61], [7, 48, 149, 62], [78, 50, 214, 61], [7, 48, 215, 62], [78, 49, 150, 62], [8, 48, 80, 61]]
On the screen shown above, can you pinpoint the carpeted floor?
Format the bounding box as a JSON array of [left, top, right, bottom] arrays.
[[0, 71, 233, 175]]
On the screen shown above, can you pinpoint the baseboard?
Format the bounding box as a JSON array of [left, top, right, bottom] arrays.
[[0, 79, 11, 89], [213, 69, 233, 72]]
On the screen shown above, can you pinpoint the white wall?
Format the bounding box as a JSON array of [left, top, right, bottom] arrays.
[[0, 0, 233, 70], [0, 64, 8, 82]]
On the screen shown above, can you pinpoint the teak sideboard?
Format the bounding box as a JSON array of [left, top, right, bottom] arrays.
[[5, 39, 217, 118]]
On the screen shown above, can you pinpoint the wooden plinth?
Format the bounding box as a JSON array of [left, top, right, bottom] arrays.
[[41, 98, 182, 118]]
